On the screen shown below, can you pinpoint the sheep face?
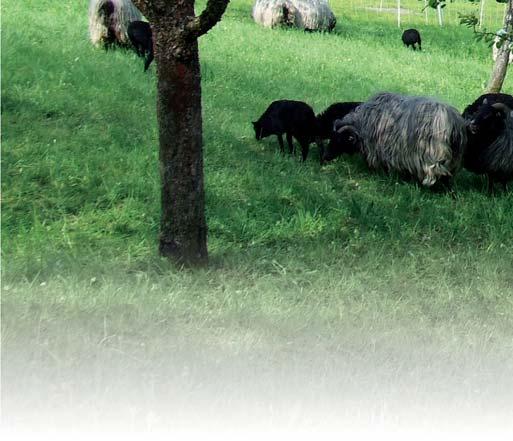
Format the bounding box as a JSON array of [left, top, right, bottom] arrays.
[[465, 102, 510, 173], [464, 102, 513, 190], [468, 103, 509, 142], [323, 123, 360, 162], [252, 121, 266, 140]]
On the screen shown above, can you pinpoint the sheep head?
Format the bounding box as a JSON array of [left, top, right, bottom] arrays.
[[323, 121, 361, 162]]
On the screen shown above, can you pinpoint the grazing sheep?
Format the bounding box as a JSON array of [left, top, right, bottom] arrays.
[[252, 100, 319, 161], [252, 0, 336, 32], [465, 102, 513, 192], [127, 21, 154, 71], [402, 28, 422, 51], [89, 0, 143, 48], [462, 93, 513, 119], [323, 93, 467, 188], [315, 102, 362, 163], [316, 102, 362, 140]]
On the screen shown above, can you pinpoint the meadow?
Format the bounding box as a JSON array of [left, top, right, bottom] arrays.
[[2, 0, 513, 431]]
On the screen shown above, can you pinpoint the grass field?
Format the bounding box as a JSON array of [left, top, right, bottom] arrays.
[[2, 0, 513, 432]]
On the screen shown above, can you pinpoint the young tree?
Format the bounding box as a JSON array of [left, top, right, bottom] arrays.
[[460, 0, 512, 93], [488, 0, 512, 92], [132, 0, 230, 266]]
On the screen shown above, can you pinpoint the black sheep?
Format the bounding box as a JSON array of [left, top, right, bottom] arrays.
[[465, 102, 513, 193], [252, 100, 319, 161], [127, 21, 154, 72], [316, 102, 362, 140], [401, 29, 421, 51], [315, 102, 361, 163], [462, 93, 513, 119]]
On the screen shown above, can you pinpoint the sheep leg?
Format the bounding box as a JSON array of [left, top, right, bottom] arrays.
[[298, 138, 309, 162], [286, 132, 295, 154], [487, 175, 495, 195], [144, 50, 154, 71], [316, 137, 325, 165], [277, 134, 285, 153], [134, 44, 144, 57]]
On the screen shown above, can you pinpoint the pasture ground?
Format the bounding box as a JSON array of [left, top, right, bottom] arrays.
[[2, 0, 513, 432]]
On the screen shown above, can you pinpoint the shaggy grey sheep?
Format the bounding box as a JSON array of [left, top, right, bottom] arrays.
[[252, 0, 336, 32], [323, 92, 467, 188], [89, 0, 142, 48]]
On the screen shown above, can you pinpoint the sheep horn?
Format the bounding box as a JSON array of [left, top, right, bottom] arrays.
[[336, 125, 357, 135], [332, 119, 345, 132], [491, 102, 512, 115]]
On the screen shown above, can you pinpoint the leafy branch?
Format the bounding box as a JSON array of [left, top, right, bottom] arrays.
[[459, 11, 513, 48], [421, 0, 453, 12]]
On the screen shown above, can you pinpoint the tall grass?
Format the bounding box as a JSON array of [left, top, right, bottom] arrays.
[[2, 0, 513, 430]]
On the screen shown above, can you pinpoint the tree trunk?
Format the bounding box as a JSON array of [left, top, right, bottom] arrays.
[[154, 25, 207, 264], [487, 0, 512, 93], [133, 0, 229, 266]]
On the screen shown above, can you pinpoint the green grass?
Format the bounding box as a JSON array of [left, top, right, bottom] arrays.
[[2, 0, 513, 430]]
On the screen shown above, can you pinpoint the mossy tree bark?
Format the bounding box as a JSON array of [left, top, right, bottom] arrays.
[[488, 0, 512, 93], [132, 0, 230, 266]]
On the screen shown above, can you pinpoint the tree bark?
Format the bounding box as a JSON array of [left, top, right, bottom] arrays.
[[487, 0, 512, 93], [133, 0, 229, 266]]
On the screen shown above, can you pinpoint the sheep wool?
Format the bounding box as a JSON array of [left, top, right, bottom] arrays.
[[481, 114, 513, 179], [339, 93, 466, 187], [252, 0, 336, 31], [89, 0, 143, 47]]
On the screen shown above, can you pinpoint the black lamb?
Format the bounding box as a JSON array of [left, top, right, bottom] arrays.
[[315, 102, 362, 163], [252, 100, 319, 161], [462, 93, 513, 119], [465, 101, 513, 193], [316, 102, 362, 140], [127, 21, 154, 72], [401, 29, 421, 51]]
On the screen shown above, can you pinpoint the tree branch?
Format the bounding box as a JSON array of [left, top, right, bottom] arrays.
[[459, 11, 513, 47], [186, 0, 230, 39]]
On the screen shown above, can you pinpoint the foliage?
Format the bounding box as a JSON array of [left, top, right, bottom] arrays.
[[459, 11, 513, 47], [424, 0, 451, 10]]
